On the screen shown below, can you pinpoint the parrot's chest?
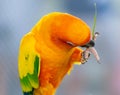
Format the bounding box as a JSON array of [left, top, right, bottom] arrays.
[[39, 48, 72, 87], [36, 38, 74, 87]]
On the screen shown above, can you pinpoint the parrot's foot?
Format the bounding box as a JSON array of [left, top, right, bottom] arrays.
[[81, 49, 91, 64]]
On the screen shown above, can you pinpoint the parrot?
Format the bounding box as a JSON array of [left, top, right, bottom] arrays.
[[18, 12, 100, 95]]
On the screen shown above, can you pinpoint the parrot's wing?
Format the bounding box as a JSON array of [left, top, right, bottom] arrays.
[[18, 33, 40, 94]]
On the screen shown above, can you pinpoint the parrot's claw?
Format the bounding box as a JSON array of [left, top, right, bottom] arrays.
[[81, 50, 91, 64]]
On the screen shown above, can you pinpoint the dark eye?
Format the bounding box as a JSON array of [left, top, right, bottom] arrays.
[[66, 41, 75, 46]]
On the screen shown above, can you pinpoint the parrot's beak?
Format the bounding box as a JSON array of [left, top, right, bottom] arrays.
[[88, 47, 100, 64], [91, 32, 100, 63], [81, 32, 100, 64]]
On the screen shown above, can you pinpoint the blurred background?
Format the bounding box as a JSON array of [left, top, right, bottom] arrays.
[[0, 0, 120, 95]]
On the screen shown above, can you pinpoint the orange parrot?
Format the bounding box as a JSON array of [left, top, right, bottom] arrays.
[[18, 12, 100, 95]]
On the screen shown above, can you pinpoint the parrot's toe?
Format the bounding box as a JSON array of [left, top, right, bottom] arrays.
[[81, 50, 91, 64]]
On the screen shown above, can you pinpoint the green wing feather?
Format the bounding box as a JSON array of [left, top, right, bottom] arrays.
[[18, 33, 40, 94]]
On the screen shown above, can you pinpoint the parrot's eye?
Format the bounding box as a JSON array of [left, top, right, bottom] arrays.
[[81, 40, 95, 48], [66, 41, 75, 46]]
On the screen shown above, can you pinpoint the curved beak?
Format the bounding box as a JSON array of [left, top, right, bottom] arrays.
[[88, 47, 100, 64]]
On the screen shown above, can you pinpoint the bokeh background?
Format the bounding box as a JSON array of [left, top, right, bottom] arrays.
[[0, 0, 120, 95]]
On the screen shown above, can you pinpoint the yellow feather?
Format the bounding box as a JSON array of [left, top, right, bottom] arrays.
[[18, 33, 38, 79]]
